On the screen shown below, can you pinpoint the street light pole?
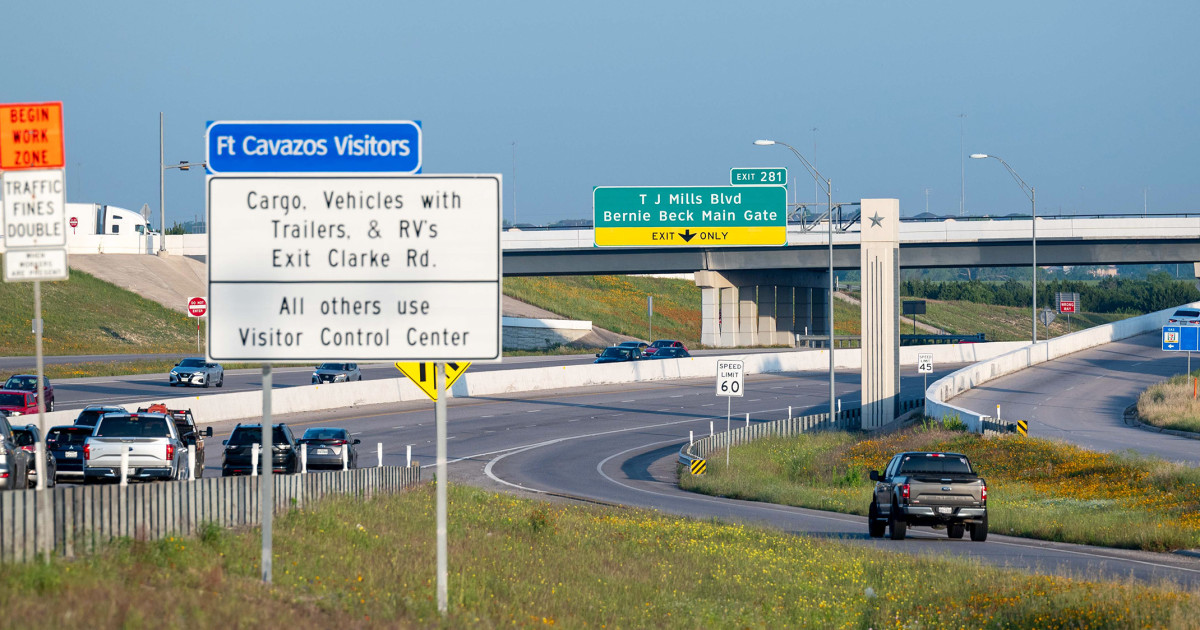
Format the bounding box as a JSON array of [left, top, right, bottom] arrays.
[[159, 112, 206, 253], [970, 153, 1037, 343], [755, 139, 836, 424]]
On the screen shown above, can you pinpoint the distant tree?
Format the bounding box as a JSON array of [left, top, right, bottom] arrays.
[[165, 221, 186, 235]]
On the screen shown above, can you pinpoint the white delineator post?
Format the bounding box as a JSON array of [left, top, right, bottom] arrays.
[[341, 444, 348, 471], [301, 444, 308, 474], [188, 449, 196, 481], [377, 442, 383, 467], [119, 448, 129, 486], [251, 443, 259, 477], [406, 444, 412, 468]]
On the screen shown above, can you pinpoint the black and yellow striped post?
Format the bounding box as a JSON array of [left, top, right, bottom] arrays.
[[1015, 420, 1028, 436], [689, 459, 707, 475]]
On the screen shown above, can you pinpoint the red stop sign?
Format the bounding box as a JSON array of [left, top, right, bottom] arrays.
[[69, 217, 78, 228], [188, 297, 208, 317]]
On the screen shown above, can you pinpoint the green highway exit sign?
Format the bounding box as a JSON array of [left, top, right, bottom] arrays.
[[731, 167, 787, 186], [593, 186, 786, 247]]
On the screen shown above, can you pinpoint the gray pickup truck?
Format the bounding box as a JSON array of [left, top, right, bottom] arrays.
[[868, 451, 988, 541], [84, 412, 190, 483]]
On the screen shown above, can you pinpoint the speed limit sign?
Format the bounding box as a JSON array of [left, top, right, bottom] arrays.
[[917, 352, 934, 374], [716, 360, 744, 397]]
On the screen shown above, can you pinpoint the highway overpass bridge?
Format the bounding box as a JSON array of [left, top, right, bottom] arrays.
[[502, 214, 1200, 275], [501, 213, 1200, 346]]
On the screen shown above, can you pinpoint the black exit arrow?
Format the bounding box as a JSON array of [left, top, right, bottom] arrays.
[[678, 229, 696, 242]]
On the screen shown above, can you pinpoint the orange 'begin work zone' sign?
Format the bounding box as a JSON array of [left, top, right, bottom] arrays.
[[0, 101, 64, 170]]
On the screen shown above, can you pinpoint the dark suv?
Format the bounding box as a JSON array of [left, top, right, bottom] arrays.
[[221, 423, 299, 476]]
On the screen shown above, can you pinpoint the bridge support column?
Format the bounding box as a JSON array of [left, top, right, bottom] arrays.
[[696, 270, 827, 348], [860, 199, 900, 430]]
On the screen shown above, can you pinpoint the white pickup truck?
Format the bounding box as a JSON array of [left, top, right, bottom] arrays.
[[83, 412, 190, 483]]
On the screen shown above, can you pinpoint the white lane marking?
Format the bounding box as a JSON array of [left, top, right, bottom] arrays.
[[481, 415, 493, 418], [527, 410, 540, 413], [621, 400, 634, 403], [669, 395, 684, 398], [480, 413, 732, 486], [701, 404, 714, 407]]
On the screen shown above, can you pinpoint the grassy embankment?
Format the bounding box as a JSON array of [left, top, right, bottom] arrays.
[[1137, 372, 1200, 433], [0, 267, 197, 357], [681, 426, 1200, 552], [505, 275, 1130, 347], [2, 484, 1195, 629]]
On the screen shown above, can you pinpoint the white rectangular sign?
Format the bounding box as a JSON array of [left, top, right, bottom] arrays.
[[207, 174, 501, 362], [4, 249, 67, 282], [917, 352, 934, 374], [2, 169, 66, 248], [716, 359, 744, 397]]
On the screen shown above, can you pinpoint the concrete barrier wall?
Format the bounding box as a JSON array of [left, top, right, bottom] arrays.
[[0, 465, 422, 563], [33, 342, 1029, 428], [925, 303, 1200, 432]]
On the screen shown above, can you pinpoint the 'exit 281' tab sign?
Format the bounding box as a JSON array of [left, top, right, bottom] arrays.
[[593, 186, 786, 247]]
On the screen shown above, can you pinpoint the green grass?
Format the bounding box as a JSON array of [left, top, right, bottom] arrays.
[[681, 427, 1200, 552], [915, 299, 1130, 342], [505, 275, 702, 345], [1137, 372, 1200, 433], [2, 484, 1195, 629], [0, 265, 198, 356]]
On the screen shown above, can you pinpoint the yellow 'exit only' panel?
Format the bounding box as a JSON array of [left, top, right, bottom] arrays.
[[594, 225, 786, 247]]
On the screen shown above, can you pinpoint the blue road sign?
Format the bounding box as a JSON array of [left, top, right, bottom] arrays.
[[205, 121, 421, 174], [1162, 325, 1200, 351]]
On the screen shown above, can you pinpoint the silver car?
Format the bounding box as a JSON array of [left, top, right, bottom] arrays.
[[169, 357, 224, 388], [312, 362, 361, 384]]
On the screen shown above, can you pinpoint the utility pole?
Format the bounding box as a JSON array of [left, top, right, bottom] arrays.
[[959, 114, 966, 216]]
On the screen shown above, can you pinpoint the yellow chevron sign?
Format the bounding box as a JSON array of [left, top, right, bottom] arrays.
[[1016, 420, 1029, 436], [689, 459, 707, 475], [395, 362, 471, 401]]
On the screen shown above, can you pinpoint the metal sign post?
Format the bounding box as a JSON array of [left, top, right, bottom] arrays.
[[261, 365, 273, 582], [435, 362, 448, 616], [715, 360, 745, 467]]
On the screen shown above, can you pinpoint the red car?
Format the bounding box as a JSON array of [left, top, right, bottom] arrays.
[[0, 390, 38, 417], [3, 375, 54, 412], [644, 339, 688, 356]]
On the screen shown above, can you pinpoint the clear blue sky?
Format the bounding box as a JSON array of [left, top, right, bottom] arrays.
[[8, 1, 1198, 227]]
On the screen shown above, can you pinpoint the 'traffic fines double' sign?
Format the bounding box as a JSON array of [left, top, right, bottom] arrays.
[[593, 186, 786, 247], [716, 360, 744, 397]]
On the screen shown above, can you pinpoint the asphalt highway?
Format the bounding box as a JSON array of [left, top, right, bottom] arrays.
[[950, 331, 1200, 465]]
